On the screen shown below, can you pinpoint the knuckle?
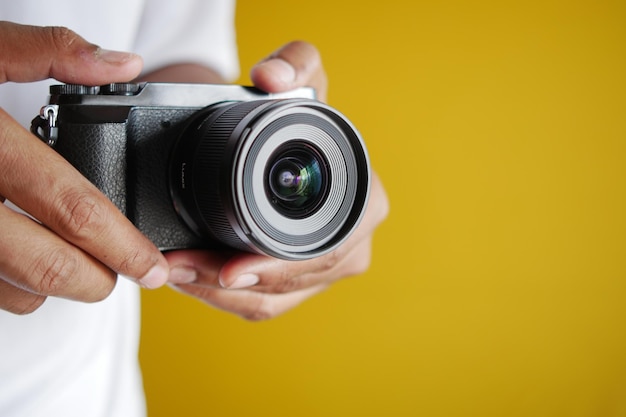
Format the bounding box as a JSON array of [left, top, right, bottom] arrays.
[[31, 248, 78, 296], [55, 189, 106, 239], [47, 26, 82, 51], [114, 248, 144, 275], [28, 248, 115, 302]]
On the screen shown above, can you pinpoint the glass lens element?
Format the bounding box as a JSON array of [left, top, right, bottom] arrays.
[[266, 143, 328, 218]]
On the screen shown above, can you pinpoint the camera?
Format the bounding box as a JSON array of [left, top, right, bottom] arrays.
[[31, 82, 370, 260]]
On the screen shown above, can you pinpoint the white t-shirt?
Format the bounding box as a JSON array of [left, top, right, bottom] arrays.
[[0, 2, 238, 416]]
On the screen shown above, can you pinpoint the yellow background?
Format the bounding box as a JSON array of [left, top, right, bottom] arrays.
[[139, 1, 626, 416]]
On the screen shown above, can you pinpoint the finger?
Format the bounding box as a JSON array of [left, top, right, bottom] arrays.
[[0, 21, 143, 84], [164, 249, 231, 286], [0, 279, 46, 315], [218, 237, 372, 293], [164, 243, 358, 292], [0, 111, 169, 288], [164, 241, 363, 294], [0, 203, 117, 302], [172, 282, 329, 321], [250, 40, 328, 101]]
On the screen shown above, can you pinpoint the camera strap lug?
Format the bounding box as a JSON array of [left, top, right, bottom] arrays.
[[31, 105, 59, 147]]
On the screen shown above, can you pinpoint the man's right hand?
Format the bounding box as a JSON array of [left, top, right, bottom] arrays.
[[0, 22, 170, 314]]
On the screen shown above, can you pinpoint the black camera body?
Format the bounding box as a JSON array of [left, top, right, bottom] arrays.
[[33, 83, 370, 260]]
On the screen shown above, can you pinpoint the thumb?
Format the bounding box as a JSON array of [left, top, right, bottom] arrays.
[[250, 41, 327, 102], [0, 21, 143, 85]]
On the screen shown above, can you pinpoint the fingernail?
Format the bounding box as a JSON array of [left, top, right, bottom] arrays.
[[138, 264, 169, 289], [169, 267, 197, 284], [96, 48, 137, 64], [263, 58, 296, 85], [225, 273, 260, 289]]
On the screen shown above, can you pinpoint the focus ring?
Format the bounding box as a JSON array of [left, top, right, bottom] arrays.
[[192, 100, 272, 252]]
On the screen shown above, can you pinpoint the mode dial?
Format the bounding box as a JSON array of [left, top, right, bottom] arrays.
[[100, 83, 140, 95], [49, 84, 98, 95]]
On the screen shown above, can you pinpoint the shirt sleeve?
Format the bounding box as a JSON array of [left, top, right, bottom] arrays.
[[132, 0, 240, 82]]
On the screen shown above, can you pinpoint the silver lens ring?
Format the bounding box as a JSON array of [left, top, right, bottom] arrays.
[[234, 101, 365, 256]]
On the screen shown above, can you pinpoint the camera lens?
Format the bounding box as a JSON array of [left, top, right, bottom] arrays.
[[267, 142, 328, 218], [170, 98, 369, 260]]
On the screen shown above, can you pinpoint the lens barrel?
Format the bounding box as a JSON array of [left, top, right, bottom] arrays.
[[170, 98, 369, 260]]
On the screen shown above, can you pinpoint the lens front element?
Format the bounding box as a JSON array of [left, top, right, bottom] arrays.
[[267, 142, 328, 218]]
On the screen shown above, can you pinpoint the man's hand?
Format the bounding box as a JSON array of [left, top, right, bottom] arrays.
[[165, 41, 389, 320], [0, 22, 170, 314]]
